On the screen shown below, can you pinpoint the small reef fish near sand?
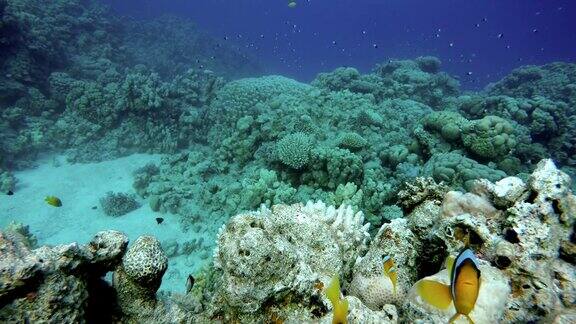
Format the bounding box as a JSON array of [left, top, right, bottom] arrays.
[[326, 275, 349, 324], [416, 248, 481, 324], [45, 196, 62, 207], [186, 274, 195, 293]]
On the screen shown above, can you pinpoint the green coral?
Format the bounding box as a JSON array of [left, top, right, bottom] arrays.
[[461, 116, 516, 160], [303, 147, 364, 189], [240, 169, 296, 209], [276, 133, 313, 170], [338, 132, 367, 150], [422, 152, 507, 190]]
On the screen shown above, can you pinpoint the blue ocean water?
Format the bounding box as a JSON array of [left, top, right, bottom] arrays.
[[0, 0, 575, 321], [104, 0, 576, 88]]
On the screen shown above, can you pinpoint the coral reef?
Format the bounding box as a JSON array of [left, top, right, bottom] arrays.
[[0, 230, 128, 322], [0, 0, 260, 169], [0, 159, 574, 323], [211, 201, 369, 318], [99, 191, 141, 217], [1, 0, 575, 322], [113, 235, 168, 319], [276, 132, 313, 169]]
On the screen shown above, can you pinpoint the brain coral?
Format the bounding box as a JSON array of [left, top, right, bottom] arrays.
[[276, 132, 313, 169], [122, 235, 168, 285]]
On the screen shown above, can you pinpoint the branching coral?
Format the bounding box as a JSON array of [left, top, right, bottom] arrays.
[[276, 132, 313, 170], [99, 191, 140, 217]]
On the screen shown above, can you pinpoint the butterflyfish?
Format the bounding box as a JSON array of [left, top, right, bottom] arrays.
[[288, 1, 297, 8], [416, 248, 481, 324], [45, 196, 62, 207], [325, 274, 349, 324], [383, 255, 398, 293]]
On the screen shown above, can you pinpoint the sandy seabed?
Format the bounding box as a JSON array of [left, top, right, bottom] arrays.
[[0, 153, 201, 293]]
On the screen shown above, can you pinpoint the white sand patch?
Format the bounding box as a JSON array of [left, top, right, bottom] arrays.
[[0, 153, 205, 293]]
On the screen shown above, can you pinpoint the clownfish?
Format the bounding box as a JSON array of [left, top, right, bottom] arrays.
[[45, 196, 62, 207], [383, 255, 398, 294], [416, 248, 481, 324], [325, 274, 348, 324]]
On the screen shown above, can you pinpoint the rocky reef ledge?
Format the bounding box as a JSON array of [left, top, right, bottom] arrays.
[[1, 159, 574, 323]]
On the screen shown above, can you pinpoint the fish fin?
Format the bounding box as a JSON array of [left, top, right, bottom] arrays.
[[448, 313, 461, 324], [334, 298, 349, 324], [416, 279, 452, 309], [446, 255, 456, 275], [326, 275, 341, 307], [383, 257, 394, 273]]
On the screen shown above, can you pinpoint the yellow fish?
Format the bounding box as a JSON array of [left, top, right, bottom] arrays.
[[288, 1, 297, 8], [383, 255, 398, 293], [416, 248, 481, 324], [326, 274, 349, 324], [45, 196, 62, 207]]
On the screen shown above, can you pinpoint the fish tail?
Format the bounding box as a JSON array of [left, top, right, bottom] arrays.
[[448, 313, 461, 324], [465, 314, 475, 324], [416, 279, 452, 309]]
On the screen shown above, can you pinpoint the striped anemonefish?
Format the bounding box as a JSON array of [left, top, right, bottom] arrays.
[[383, 255, 398, 294], [416, 248, 481, 324]]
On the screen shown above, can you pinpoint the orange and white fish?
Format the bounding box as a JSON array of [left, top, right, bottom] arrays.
[[416, 248, 481, 324], [383, 255, 398, 293]]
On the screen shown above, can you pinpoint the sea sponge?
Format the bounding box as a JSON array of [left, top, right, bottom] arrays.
[[99, 191, 140, 217], [276, 132, 313, 169]]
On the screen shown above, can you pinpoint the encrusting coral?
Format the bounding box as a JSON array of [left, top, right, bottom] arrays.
[[0, 230, 129, 322], [0, 159, 574, 323], [211, 201, 369, 317]]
